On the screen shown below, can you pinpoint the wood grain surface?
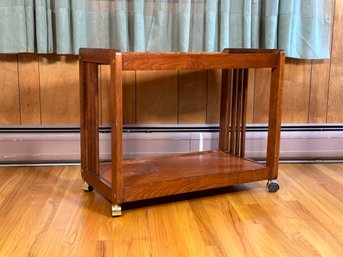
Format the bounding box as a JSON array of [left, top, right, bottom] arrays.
[[100, 150, 269, 203], [328, 0, 343, 122], [136, 70, 178, 124], [253, 68, 271, 123], [0, 55, 20, 124], [101, 66, 136, 125], [282, 59, 312, 123], [179, 70, 207, 123], [207, 69, 221, 123], [18, 54, 41, 124], [39, 55, 80, 124], [246, 69, 255, 123], [0, 164, 342, 257], [122, 52, 279, 70], [309, 60, 330, 123]]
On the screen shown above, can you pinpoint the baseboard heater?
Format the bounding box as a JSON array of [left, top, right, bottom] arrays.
[[0, 124, 342, 163]]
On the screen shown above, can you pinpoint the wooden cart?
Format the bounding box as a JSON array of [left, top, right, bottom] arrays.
[[79, 48, 285, 217]]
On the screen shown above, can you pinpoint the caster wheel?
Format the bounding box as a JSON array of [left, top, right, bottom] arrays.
[[81, 181, 93, 192], [111, 204, 122, 217], [267, 180, 279, 193]]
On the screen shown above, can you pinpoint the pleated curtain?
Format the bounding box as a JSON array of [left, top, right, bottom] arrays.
[[0, 0, 332, 58]]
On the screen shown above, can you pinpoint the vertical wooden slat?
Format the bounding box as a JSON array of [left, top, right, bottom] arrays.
[[235, 69, 243, 155], [100, 65, 110, 125], [207, 69, 221, 124], [0, 55, 20, 124], [110, 52, 124, 203], [230, 69, 238, 153], [86, 63, 94, 174], [86, 62, 99, 176], [136, 70, 178, 124], [246, 69, 255, 124], [219, 69, 231, 152], [18, 54, 41, 124], [266, 53, 285, 179], [178, 70, 207, 124], [40, 55, 79, 124], [240, 69, 249, 157], [79, 59, 88, 172]]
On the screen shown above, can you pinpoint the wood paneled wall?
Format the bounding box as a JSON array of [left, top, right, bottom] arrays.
[[0, 0, 342, 126]]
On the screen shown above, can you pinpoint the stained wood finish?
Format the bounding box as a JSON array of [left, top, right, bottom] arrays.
[[246, 69, 255, 123], [18, 54, 41, 124], [87, 62, 100, 176], [282, 59, 312, 123], [109, 51, 124, 203], [122, 71, 136, 124], [253, 68, 271, 123], [122, 52, 280, 70], [328, 0, 343, 122], [39, 55, 80, 124], [79, 48, 112, 64], [309, 60, 331, 123], [100, 66, 136, 125], [0, 164, 342, 257], [79, 49, 285, 216], [253, 58, 313, 124], [136, 70, 178, 124], [0, 55, 20, 124], [179, 70, 207, 123], [206, 69, 221, 123], [219, 68, 249, 156], [79, 61, 100, 176], [266, 53, 285, 179], [219, 69, 231, 152], [100, 150, 269, 202], [100, 65, 111, 124]]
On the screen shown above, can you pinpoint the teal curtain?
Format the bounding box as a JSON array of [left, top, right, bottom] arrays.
[[0, 0, 332, 59]]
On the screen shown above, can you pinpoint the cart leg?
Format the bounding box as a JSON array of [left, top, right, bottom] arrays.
[[111, 204, 122, 217], [266, 179, 280, 193], [81, 181, 94, 192]]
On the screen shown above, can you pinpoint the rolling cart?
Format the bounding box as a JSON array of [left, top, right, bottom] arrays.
[[79, 48, 285, 217]]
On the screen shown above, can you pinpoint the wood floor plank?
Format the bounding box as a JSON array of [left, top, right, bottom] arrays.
[[0, 164, 342, 257]]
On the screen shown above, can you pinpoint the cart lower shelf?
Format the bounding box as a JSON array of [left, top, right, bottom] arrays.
[[99, 150, 270, 203]]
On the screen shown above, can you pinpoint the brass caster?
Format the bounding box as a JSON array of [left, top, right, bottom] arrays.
[[81, 181, 93, 192], [267, 179, 280, 193], [111, 204, 122, 217]]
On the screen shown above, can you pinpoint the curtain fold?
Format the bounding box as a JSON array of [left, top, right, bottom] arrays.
[[0, 0, 332, 59]]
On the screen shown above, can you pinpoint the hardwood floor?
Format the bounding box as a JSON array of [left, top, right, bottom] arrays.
[[0, 164, 342, 257]]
